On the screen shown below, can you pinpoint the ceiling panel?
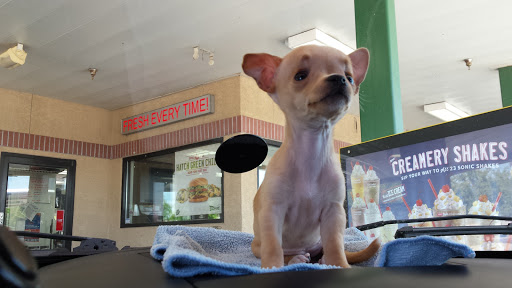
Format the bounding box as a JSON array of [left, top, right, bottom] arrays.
[[0, 0, 67, 44]]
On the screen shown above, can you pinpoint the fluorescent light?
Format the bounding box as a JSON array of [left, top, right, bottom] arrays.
[[424, 102, 470, 121], [286, 29, 355, 54]]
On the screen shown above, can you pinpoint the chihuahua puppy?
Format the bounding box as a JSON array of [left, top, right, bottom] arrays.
[[242, 45, 379, 268]]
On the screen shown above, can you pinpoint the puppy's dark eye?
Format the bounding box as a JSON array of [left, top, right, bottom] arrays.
[[294, 71, 308, 81], [347, 76, 355, 85]]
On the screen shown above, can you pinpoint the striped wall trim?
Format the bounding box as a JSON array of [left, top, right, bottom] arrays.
[[0, 130, 111, 159], [0, 116, 352, 159]]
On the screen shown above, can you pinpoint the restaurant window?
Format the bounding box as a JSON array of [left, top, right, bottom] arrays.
[[257, 141, 281, 188], [0, 153, 76, 251], [121, 139, 223, 227]]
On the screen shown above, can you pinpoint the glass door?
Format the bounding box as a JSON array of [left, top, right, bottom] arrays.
[[0, 153, 75, 250]]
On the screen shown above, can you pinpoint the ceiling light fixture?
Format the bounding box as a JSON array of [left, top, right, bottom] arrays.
[[463, 58, 472, 70], [424, 102, 470, 122], [192, 46, 214, 66], [89, 68, 97, 80], [285, 28, 355, 54], [0, 43, 27, 69], [193, 46, 199, 60]]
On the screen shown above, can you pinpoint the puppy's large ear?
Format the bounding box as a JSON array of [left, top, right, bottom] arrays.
[[242, 53, 282, 93], [348, 48, 370, 94]]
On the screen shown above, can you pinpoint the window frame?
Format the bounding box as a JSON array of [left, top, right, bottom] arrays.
[[120, 138, 224, 228], [0, 152, 76, 250]]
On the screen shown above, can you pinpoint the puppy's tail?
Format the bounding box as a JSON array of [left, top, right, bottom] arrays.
[[345, 238, 381, 264]]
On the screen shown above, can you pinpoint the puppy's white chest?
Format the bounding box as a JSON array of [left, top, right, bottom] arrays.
[[291, 179, 324, 199], [286, 168, 343, 199]]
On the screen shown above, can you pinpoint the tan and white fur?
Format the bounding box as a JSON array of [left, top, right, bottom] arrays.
[[242, 45, 379, 268]]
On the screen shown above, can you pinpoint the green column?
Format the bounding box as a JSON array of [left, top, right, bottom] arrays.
[[354, 0, 404, 142], [499, 66, 512, 107]]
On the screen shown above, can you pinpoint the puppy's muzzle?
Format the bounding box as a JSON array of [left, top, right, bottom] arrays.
[[324, 74, 350, 102], [326, 74, 349, 86]]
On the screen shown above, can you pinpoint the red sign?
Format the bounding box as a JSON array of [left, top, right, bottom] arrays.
[[56, 210, 64, 232], [121, 94, 215, 135]]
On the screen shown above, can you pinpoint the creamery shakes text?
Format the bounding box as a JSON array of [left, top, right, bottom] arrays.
[[392, 142, 508, 176]]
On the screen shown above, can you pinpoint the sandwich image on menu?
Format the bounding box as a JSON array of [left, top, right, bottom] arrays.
[[177, 189, 189, 203], [174, 177, 223, 216], [188, 177, 222, 201], [188, 178, 210, 203]]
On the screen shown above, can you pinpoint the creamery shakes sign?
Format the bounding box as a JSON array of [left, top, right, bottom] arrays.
[[121, 94, 214, 134]]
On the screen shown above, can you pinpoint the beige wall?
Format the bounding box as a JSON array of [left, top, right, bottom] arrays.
[[240, 169, 258, 233], [0, 89, 32, 133], [0, 74, 360, 248], [335, 114, 361, 145], [240, 75, 286, 126], [0, 88, 113, 144], [31, 95, 113, 145]]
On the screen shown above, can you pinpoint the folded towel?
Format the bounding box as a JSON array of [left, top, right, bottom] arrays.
[[374, 236, 476, 267], [151, 226, 475, 278]]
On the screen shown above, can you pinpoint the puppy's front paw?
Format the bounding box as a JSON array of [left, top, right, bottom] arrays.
[[287, 253, 311, 265], [321, 254, 351, 268]]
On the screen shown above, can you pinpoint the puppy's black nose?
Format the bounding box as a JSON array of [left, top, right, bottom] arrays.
[[326, 74, 347, 86]]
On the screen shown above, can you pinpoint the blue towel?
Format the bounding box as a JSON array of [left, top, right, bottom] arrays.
[[151, 226, 475, 278], [374, 236, 476, 267]]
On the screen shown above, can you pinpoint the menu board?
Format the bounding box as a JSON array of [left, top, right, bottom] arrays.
[[28, 174, 50, 203], [342, 115, 512, 250], [173, 145, 222, 217]]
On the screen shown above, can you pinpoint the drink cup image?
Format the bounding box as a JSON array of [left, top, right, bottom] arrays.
[[351, 162, 366, 203], [351, 193, 367, 228], [382, 207, 398, 243], [364, 166, 380, 206], [408, 199, 433, 228]]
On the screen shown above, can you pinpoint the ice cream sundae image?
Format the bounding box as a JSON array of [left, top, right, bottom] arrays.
[[433, 184, 466, 227], [351, 193, 367, 228], [468, 194, 498, 217], [382, 207, 398, 243], [467, 194, 500, 250], [408, 199, 433, 227], [353, 193, 367, 209], [364, 198, 382, 238]]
